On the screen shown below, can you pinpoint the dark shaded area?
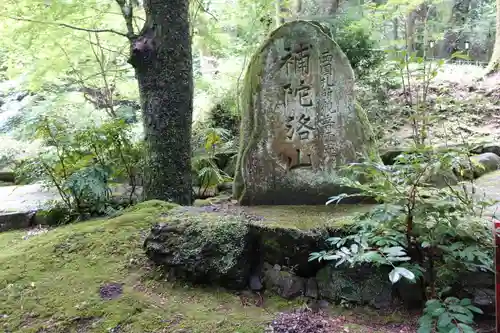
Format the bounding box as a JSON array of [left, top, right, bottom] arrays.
[[99, 282, 124, 300]]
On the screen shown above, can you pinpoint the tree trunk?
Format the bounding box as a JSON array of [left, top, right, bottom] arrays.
[[406, 10, 417, 53], [486, 0, 500, 74], [128, 0, 193, 205]]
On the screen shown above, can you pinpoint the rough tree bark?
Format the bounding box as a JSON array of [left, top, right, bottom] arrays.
[[118, 0, 193, 205], [486, 0, 500, 74]]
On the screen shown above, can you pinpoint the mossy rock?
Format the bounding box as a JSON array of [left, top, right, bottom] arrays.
[[233, 20, 380, 206], [143, 203, 371, 290], [316, 264, 393, 309], [250, 223, 329, 277], [143, 209, 254, 289]]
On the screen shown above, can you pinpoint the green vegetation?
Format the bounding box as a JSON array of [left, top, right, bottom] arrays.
[[0, 0, 499, 331], [0, 201, 290, 333], [309, 49, 497, 333], [0, 200, 407, 333], [243, 204, 375, 230]]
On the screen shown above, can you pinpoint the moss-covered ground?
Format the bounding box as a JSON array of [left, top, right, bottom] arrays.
[[240, 204, 375, 229], [0, 200, 411, 333]]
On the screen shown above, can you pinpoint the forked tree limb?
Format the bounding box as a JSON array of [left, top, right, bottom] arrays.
[[1, 15, 129, 38]]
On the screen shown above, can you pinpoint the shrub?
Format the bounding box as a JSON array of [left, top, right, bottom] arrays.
[[310, 148, 494, 332], [15, 113, 142, 220], [206, 91, 240, 137], [191, 124, 236, 197], [328, 20, 385, 78]]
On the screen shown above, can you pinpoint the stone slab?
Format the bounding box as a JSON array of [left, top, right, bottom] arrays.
[[234, 20, 378, 206]]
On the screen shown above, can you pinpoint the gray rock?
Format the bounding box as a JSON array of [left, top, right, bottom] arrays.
[[394, 279, 423, 308], [143, 212, 253, 289], [262, 262, 306, 299], [0, 171, 15, 183], [473, 288, 494, 305], [304, 278, 318, 298], [458, 271, 495, 316], [380, 147, 411, 165], [424, 168, 459, 188], [470, 152, 500, 178], [0, 211, 33, 232], [471, 143, 500, 157], [316, 264, 393, 309], [249, 274, 263, 291], [233, 20, 379, 205]]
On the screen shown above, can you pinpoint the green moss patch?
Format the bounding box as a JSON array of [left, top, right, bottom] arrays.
[[242, 204, 375, 230], [0, 201, 296, 333], [145, 209, 252, 288]]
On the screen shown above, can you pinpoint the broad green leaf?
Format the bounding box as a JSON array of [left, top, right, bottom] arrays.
[[466, 305, 483, 314], [431, 307, 445, 316], [392, 267, 415, 281], [451, 313, 473, 324], [323, 254, 341, 261], [457, 323, 476, 333], [437, 313, 452, 327], [388, 268, 401, 284]]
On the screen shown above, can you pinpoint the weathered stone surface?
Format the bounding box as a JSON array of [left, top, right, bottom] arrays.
[[456, 271, 495, 316], [0, 171, 15, 183], [234, 20, 378, 205], [304, 277, 319, 299], [452, 152, 500, 180], [249, 222, 330, 277], [143, 210, 254, 289], [380, 147, 411, 165], [465, 170, 500, 217], [141, 204, 498, 314], [469, 152, 500, 178], [0, 184, 143, 231], [0, 211, 33, 232], [470, 142, 500, 157], [262, 262, 306, 299], [316, 264, 393, 309]]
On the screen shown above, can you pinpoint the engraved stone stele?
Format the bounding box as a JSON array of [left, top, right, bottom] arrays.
[[233, 20, 379, 205]]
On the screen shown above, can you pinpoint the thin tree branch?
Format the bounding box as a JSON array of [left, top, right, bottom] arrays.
[[1, 15, 129, 38], [71, 35, 129, 57], [194, 0, 218, 22], [89, 9, 146, 22], [115, 0, 136, 38]]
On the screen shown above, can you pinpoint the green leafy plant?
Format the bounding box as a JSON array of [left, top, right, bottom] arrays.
[[15, 113, 141, 220], [310, 235, 417, 284], [310, 147, 493, 332], [191, 125, 236, 198], [418, 297, 483, 333]]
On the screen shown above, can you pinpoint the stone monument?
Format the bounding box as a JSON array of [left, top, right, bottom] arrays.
[[233, 20, 378, 205]]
